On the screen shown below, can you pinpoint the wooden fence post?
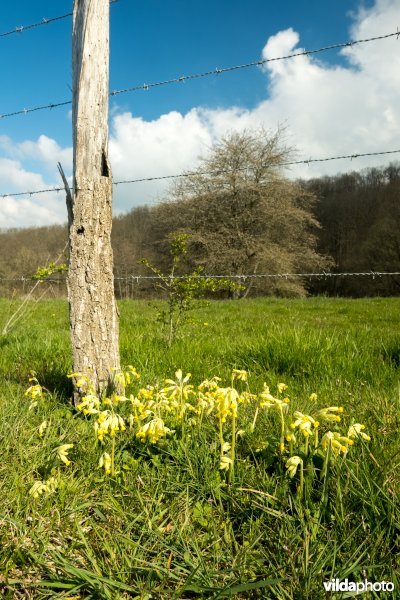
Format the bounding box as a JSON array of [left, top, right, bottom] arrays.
[[63, 0, 121, 395]]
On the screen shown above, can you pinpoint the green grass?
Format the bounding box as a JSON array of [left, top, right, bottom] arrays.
[[0, 297, 399, 599]]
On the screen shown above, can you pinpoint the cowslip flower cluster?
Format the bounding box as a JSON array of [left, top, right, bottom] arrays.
[[24, 376, 44, 410], [286, 455, 303, 478], [136, 418, 174, 444], [99, 452, 112, 475], [321, 431, 354, 455], [259, 385, 290, 411], [56, 444, 74, 466], [348, 423, 371, 441], [111, 365, 140, 389], [95, 411, 126, 441], [215, 387, 239, 422], [29, 476, 58, 499], [24, 378, 43, 400], [317, 406, 344, 423], [290, 411, 320, 437], [67, 372, 95, 395]]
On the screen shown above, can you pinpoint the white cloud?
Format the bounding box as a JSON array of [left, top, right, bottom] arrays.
[[0, 135, 72, 177], [0, 157, 67, 228], [0, 195, 65, 229], [1, 0, 399, 226]]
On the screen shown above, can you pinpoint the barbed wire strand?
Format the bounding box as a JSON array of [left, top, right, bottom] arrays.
[[0, 1, 120, 39], [1, 272, 399, 283], [110, 31, 399, 97], [0, 30, 398, 120], [1, 148, 399, 199], [0, 13, 72, 38]]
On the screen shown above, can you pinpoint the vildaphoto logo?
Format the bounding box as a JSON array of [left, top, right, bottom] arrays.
[[323, 578, 394, 594]]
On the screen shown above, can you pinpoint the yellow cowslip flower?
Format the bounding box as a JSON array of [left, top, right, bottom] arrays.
[[112, 367, 139, 389], [56, 444, 74, 466], [130, 395, 155, 420], [321, 431, 354, 455], [138, 386, 155, 401], [67, 372, 94, 393], [126, 365, 140, 380], [348, 423, 371, 441], [232, 369, 248, 382], [24, 382, 43, 401], [285, 430, 296, 443], [290, 411, 319, 437], [95, 411, 126, 440], [46, 476, 58, 492], [317, 406, 344, 423], [103, 394, 129, 407], [29, 476, 58, 499], [76, 393, 100, 415], [29, 480, 48, 498], [215, 387, 239, 422], [286, 456, 303, 478], [38, 420, 48, 437], [99, 452, 112, 475], [239, 391, 256, 405], [309, 393, 318, 402], [221, 441, 231, 453], [198, 376, 221, 392], [259, 385, 289, 412], [163, 370, 194, 402], [112, 370, 127, 389], [196, 391, 216, 416], [219, 455, 233, 471], [277, 383, 288, 394], [136, 418, 174, 444]]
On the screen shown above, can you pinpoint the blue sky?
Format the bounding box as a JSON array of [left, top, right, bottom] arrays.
[[1, 0, 399, 228]]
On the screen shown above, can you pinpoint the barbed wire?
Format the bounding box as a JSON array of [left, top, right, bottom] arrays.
[[110, 31, 399, 97], [0, 13, 72, 38], [0, 1, 120, 39], [1, 271, 399, 283], [1, 148, 399, 199], [0, 29, 398, 121]]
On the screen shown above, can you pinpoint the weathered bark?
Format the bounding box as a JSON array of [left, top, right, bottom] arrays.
[[68, 0, 120, 394]]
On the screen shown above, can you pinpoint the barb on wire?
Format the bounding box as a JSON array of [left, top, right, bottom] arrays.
[[0, 29, 398, 120], [1, 271, 399, 283], [1, 148, 400, 200], [0, 1, 120, 39]]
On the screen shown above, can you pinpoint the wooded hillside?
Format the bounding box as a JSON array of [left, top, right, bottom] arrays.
[[1, 161, 399, 298]]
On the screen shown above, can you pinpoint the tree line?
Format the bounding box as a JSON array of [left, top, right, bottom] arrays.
[[0, 130, 399, 298]]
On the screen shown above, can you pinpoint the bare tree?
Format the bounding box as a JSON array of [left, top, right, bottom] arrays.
[[152, 129, 330, 297], [61, 0, 121, 395]]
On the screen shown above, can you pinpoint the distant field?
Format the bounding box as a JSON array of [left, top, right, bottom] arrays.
[[0, 297, 399, 598]]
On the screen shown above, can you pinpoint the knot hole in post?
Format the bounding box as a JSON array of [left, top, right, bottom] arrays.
[[101, 150, 110, 177]]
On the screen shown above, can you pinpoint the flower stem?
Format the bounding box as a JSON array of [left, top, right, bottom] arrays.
[[229, 414, 236, 484], [111, 436, 116, 477], [219, 417, 224, 461], [299, 459, 304, 499], [251, 406, 259, 432], [279, 406, 285, 453]]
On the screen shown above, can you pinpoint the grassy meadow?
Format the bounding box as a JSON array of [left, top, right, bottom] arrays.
[[0, 296, 399, 599]]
